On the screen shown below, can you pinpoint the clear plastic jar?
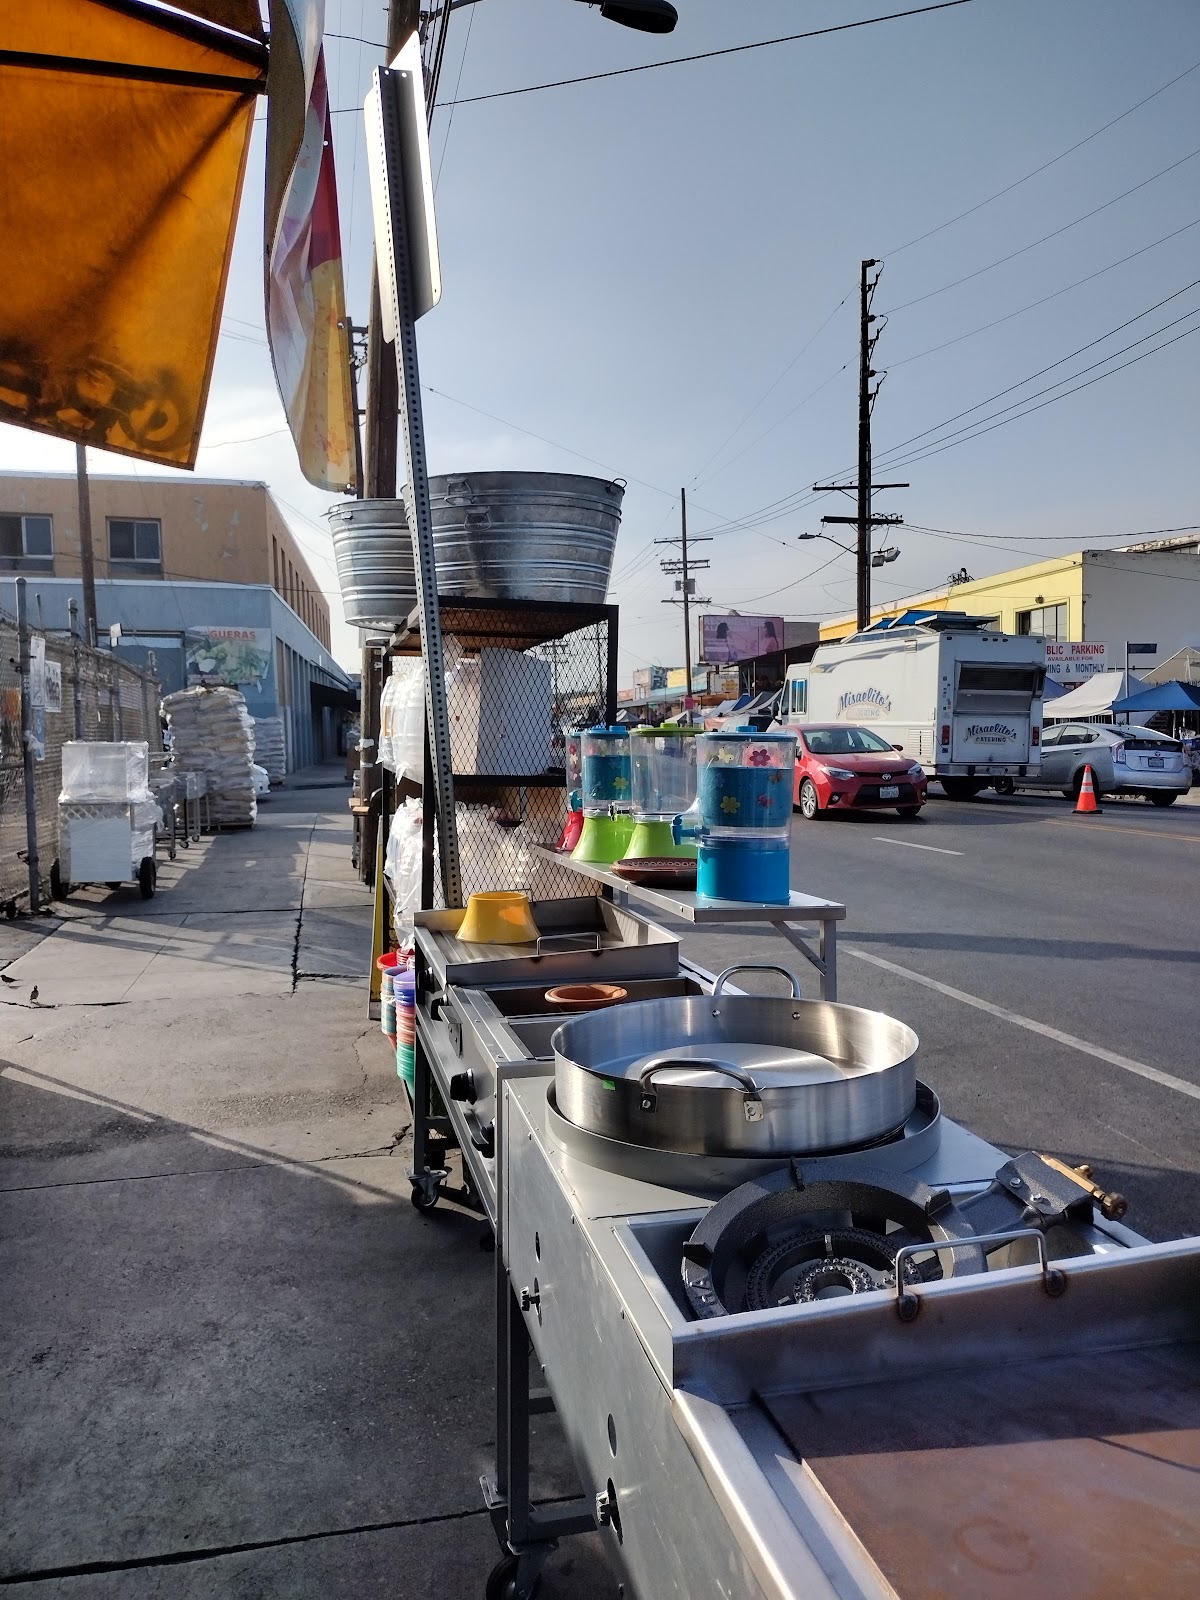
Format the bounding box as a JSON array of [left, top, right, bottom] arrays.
[[629, 725, 699, 821], [581, 726, 632, 815], [695, 728, 797, 838]]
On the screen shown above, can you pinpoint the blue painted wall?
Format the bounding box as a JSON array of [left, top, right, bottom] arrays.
[[0, 577, 354, 771]]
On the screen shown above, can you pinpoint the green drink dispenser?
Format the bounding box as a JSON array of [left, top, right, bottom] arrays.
[[570, 725, 635, 864]]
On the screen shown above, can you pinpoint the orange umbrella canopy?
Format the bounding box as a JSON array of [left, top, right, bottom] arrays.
[[0, 0, 267, 468]]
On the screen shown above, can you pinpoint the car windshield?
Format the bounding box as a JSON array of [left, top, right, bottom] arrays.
[[804, 727, 893, 755]]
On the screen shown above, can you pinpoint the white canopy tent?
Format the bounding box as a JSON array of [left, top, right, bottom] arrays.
[[1043, 670, 1144, 720]]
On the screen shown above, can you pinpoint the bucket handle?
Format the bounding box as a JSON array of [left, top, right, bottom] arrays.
[[712, 963, 803, 1000], [444, 475, 474, 505], [464, 507, 491, 528]]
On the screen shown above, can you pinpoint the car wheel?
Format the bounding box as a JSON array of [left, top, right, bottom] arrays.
[[798, 779, 822, 820], [896, 806, 922, 819], [992, 777, 1015, 795], [1147, 791, 1178, 807], [940, 778, 977, 801]]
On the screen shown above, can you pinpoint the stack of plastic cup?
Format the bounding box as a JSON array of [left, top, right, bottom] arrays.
[[395, 965, 416, 1099], [377, 952, 401, 1046]]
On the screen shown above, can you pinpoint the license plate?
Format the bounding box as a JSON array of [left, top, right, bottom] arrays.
[[879, 785, 900, 800], [1147, 757, 1165, 768]]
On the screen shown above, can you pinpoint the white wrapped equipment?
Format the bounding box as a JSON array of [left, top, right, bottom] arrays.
[[60, 741, 150, 803]]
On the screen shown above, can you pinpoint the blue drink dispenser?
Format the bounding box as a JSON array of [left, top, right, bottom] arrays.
[[675, 727, 797, 902]]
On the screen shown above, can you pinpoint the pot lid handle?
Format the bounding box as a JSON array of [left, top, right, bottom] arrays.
[[712, 963, 803, 1000]]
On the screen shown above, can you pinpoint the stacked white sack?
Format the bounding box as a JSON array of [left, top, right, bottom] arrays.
[[251, 717, 287, 784], [162, 687, 257, 827]]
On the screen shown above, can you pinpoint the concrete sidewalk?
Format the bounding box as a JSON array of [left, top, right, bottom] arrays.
[[0, 781, 613, 1597]]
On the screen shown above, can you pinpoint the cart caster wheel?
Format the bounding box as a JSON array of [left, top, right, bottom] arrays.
[[410, 1182, 440, 1213], [138, 858, 156, 900], [485, 1554, 539, 1600], [50, 860, 68, 900]]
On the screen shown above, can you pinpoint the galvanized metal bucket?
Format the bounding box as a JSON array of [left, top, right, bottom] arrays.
[[327, 499, 416, 627], [413, 471, 625, 604]]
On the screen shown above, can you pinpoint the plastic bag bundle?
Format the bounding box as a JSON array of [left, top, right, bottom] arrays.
[[162, 687, 257, 827]]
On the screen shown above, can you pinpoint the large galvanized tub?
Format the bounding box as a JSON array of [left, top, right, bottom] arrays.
[[412, 471, 625, 604], [327, 499, 416, 627]]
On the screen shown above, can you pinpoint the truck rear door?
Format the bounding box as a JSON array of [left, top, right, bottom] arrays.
[[951, 662, 1043, 765]]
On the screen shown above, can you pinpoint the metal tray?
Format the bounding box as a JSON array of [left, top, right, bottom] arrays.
[[415, 896, 679, 990]]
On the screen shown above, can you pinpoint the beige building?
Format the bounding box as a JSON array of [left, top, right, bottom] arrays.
[[0, 473, 331, 651]]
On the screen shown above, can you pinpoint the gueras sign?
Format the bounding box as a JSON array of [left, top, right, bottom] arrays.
[[837, 686, 892, 717], [1045, 641, 1108, 680]]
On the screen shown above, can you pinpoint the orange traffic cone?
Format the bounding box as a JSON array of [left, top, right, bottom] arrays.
[[1075, 764, 1102, 815]]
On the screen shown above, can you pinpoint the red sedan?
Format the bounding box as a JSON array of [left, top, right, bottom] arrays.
[[793, 725, 928, 819]]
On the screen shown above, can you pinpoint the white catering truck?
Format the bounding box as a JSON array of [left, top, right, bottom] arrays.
[[776, 610, 1047, 798]]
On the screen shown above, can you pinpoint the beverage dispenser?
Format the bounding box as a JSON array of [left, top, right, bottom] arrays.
[[624, 725, 699, 860], [571, 725, 635, 864], [674, 727, 797, 902], [554, 728, 586, 853]]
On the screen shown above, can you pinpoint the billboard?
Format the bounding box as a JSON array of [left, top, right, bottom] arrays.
[[1045, 641, 1108, 683], [186, 627, 272, 688], [701, 615, 784, 663]]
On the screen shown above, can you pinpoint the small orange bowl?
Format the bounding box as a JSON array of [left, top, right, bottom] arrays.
[[544, 982, 628, 1012]]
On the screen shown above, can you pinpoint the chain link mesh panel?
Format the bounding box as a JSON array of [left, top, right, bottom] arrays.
[[0, 609, 163, 911], [393, 599, 616, 908]]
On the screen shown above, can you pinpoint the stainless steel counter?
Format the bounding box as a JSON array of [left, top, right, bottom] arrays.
[[531, 846, 846, 998]]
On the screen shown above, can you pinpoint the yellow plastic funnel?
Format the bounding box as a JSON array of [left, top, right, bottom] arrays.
[[457, 891, 540, 945]]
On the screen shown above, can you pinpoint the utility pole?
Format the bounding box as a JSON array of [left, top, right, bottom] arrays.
[[658, 488, 710, 717], [75, 443, 98, 645], [814, 259, 907, 631]]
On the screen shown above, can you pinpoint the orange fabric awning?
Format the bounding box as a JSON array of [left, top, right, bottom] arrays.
[[0, 0, 267, 468]]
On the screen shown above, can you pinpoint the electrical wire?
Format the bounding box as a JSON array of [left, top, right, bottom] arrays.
[[905, 522, 1200, 542], [888, 216, 1200, 369], [884, 58, 1200, 257], [687, 296, 850, 488], [441, 1, 982, 109], [882, 145, 1200, 315], [876, 316, 1200, 473], [873, 279, 1200, 466], [435, 3, 476, 192]]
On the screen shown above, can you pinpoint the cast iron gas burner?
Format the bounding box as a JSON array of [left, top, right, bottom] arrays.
[[680, 1161, 986, 1320], [743, 1224, 928, 1309]]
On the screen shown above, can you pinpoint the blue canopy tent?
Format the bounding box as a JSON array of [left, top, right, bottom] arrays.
[[1111, 681, 1200, 715]]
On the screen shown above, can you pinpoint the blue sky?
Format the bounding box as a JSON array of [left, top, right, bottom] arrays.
[[3, 0, 1197, 674]]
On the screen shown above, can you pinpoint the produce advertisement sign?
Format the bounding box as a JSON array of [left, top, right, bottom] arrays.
[[186, 627, 271, 688]]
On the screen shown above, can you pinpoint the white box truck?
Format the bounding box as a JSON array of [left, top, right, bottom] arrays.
[[776, 612, 1046, 798]]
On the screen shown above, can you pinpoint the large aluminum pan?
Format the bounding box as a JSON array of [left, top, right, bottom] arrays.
[[552, 983, 918, 1156]]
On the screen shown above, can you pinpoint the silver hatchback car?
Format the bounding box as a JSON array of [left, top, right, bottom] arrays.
[[1024, 723, 1192, 805]]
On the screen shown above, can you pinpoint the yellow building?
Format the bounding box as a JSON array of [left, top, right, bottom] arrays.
[[817, 537, 1200, 675]]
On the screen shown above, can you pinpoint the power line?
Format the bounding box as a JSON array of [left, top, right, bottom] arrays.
[[883, 145, 1200, 314], [688, 295, 850, 488], [905, 522, 1200, 542], [884, 58, 1200, 256], [888, 216, 1200, 369], [442, 2, 983, 107], [878, 317, 1200, 472], [873, 279, 1200, 466]]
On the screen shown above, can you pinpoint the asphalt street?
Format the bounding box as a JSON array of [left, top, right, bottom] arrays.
[[675, 786, 1200, 1242]]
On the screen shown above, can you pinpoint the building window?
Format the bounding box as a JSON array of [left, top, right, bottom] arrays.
[[108, 518, 162, 568], [0, 512, 54, 569], [1016, 603, 1067, 640]]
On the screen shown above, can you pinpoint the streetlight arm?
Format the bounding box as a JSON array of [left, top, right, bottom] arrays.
[[429, 0, 677, 27], [799, 531, 856, 558]]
